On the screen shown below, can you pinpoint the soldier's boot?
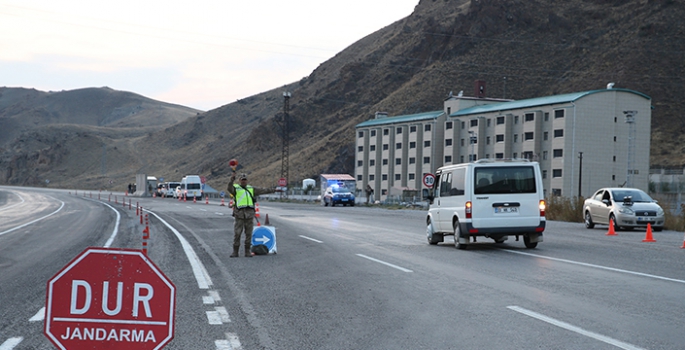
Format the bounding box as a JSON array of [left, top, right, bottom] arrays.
[[244, 244, 252, 258], [230, 246, 239, 258]]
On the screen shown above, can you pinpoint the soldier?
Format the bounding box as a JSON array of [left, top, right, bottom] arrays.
[[227, 173, 275, 257]]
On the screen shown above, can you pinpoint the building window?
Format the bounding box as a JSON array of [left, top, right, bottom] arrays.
[[357, 160, 363, 166], [470, 119, 478, 127], [445, 155, 452, 163], [496, 153, 504, 159], [369, 159, 375, 166], [395, 174, 401, 181], [358, 146, 363, 152], [461, 138, 465, 146], [357, 175, 362, 180], [409, 157, 415, 164], [370, 145, 376, 151], [445, 139, 453, 146], [553, 149, 563, 158], [497, 116, 505, 125], [513, 153, 517, 159], [358, 131, 364, 138], [371, 130, 376, 136], [514, 134, 518, 143], [424, 124, 431, 131], [410, 142, 416, 149], [396, 127, 402, 134], [423, 157, 431, 164], [395, 158, 401, 165], [543, 170, 547, 179], [543, 131, 548, 141], [487, 119, 491, 127], [446, 121, 453, 130], [523, 151, 534, 160], [552, 188, 562, 196], [409, 173, 415, 180], [461, 121, 465, 129], [382, 159, 388, 165], [369, 174, 375, 180], [487, 136, 491, 145], [524, 132, 534, 140], [460, 156, 465, 162], [384, 129, 389, 135], [469, 154, 476, 162], [543, 151, 548, 160], [410, 126, 417, 133], [544, 112, 549, 121], [424, 140, 431, 147], [525, 113, 534, 122], [514, 115, 519, 124], [396, 143, 402, 149], [382, 174, 388, 181], [382, 189, 387, 195], [554, 129, 564, 138], [383, 144, 389, 150], [553, 169, 563, 178], [496, 134, 504, 142], [554, 110, 565, 119], [613, 156, 616, 162]]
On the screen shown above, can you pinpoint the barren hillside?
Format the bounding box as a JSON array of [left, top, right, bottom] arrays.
[[2, 0, 684, 191]]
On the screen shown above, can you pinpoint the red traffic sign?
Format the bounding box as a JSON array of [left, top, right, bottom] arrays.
[[200, 176, 206, 184], [44, 247, 176, 350], [278, 177, 287, 187], [423, 173, 436, 188]]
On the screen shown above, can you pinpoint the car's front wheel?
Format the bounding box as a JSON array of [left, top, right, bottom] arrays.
[[584, 211, 595, 229], [609, 214, 621, 231]]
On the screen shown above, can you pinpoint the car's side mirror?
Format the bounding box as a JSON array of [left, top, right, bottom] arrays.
[[602, 199, 610, 206]]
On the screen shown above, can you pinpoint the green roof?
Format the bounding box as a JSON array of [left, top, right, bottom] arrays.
[[356, 110, 444, 128], [452, 88, 651, 117]]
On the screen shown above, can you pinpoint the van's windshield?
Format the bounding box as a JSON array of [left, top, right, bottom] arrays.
[[474, 166, 536, 195]]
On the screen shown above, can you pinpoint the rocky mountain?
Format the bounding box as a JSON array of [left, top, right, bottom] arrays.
[[2, 0, 684, 191]]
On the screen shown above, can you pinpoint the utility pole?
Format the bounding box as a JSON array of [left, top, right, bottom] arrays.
[[624, 110, 637, 188], [281, 91, 291, 196], [578, 152, 583, 198]]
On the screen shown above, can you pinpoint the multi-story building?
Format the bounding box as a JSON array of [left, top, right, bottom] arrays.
[[355, 84, 652, 202]]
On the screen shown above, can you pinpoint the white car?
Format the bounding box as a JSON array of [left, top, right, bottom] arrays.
[[583, 188, 665, 231], [166, 182, 181, 198]]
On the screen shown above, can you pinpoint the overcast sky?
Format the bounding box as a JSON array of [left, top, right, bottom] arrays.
[[0, 1, 418, 111]]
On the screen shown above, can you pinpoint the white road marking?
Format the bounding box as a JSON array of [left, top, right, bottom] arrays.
[[0, 337, 22, 350], [507, 306, 645, 350], [146, 210, 214, 289], [29, 307, 44, 322], [207, 311, 222, 325], [209, 290, 221, 302], [216, 306, 231, 323], [299, 235, 323, 243], [215, 212, 225, 216], [356, 254, 413, 273], [216, 333, 242, 350], [203, 296, 215, 304], [0, 200, 64, 237], [504, 250, 685, 284]]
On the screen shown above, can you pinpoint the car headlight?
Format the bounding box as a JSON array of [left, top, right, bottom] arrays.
[[657, 207, 665, 216], [618, 207, 634, 215]]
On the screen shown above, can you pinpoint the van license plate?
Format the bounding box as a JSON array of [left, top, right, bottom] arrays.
[[495, 207, 518, 213]]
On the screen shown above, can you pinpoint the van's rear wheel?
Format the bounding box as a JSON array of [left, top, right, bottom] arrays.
[[453, 221, 467, 250], [523, 235, 538, 249]]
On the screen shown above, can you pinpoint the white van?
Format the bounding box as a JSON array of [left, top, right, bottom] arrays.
[[426, 159, 546, 249], [179, 175, 203, 200]]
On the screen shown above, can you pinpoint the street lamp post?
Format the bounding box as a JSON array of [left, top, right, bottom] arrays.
[[578, 152, 583, 198], [624, 110, 637, 188]]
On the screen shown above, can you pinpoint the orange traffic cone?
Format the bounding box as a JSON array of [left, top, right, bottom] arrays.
[[642, 223, 656, 242], [606, 219, 617, 236], [193, 196, 196, 204], [265, 214, 270, 226], [255, 203, 260, 218], [680, 232, 685, 249], [220, 198, 225, 206], [205, 196, 209, 204]]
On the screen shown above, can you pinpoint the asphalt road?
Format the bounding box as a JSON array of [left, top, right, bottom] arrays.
[[1, 186, 685, 349]]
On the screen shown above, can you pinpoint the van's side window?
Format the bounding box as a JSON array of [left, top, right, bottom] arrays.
[[451, 168, 465, 196], [439, 172, 452, 197]]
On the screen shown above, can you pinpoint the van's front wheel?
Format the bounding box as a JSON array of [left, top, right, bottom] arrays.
[[453, 221, 467, 250]]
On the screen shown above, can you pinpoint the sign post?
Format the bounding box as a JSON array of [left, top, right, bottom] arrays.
[[44, 247, 176, 350]]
